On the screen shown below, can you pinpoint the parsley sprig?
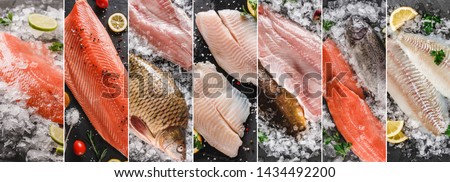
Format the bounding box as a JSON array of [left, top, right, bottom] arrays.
[[49, 42, 63, 52], [323, 19, 335, 31], [430, 49, 445, 66], [324, 130, 352, 157], [0, 12, 13, 26], [422, 14, 441, 35]]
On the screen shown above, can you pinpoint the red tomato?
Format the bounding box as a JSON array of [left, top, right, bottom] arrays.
[[96, 0, 109, 9], [73, 140, 86, 156]]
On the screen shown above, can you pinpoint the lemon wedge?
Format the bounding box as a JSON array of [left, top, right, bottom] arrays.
[[389, 7, 418, 31]]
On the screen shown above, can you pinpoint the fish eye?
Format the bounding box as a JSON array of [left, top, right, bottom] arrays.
[[177, 145, 184, 153]]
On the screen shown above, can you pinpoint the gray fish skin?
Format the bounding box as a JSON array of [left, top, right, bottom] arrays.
[[345, 15, 386, 100]]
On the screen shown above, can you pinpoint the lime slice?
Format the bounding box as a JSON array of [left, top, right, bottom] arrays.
[[49, 124, 64, 145], [108, 158, 121, 162], [28, 13, 58, 32], [387, 120, 404, 138], [108, 13, 127, 33], [56, 145, 64, 155]]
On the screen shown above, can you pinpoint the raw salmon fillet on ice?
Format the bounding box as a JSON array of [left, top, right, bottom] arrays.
[[129, 0, 192, 70], [0, 33, 63, 124], [65, 0, 128, 156]]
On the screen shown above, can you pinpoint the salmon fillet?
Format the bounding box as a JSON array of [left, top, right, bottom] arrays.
[[0, 33, 63, 124], [325, 78, 386, 162], [196, 10, 257, 85], [129, 0, 192, 70], [65, 0, 128, 157], [193, 62, 250, 158], [258, 5, 321, 121]]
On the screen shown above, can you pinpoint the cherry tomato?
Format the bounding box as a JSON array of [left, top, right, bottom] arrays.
[[73, 140, 86, 156], [96, 0, 109, 9]]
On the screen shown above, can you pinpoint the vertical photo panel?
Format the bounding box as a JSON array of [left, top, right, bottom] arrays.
[[322, 0, 387, 162], [64, 0, 128, 162], [0, 0, 64, 162], [257, 0, 322, 162], [193, 0, 257, 162]]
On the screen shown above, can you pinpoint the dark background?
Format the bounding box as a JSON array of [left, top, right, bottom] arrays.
[[194, 0, 257, 162], [64, 0, 128, 162]]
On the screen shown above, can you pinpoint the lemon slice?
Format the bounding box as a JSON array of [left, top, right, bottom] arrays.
[[28, 13, 58, 32], [247, 0, 256, 17], [56, 145, 64, 155], [387, 120, 404, 138], [193, 130, 202, 154], [49, 124, 64, 145], [108, 158, 121, 162], [108, 13, 127, 33], [389, 7, 418, 31], [387, 131, 408, 144]]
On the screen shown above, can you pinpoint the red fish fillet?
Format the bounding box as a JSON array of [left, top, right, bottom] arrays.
[[325, 78, 386, 162], [129, 0, 192, 70], [258, 5, 321, 121], [323, 39, 364, 99], [0, 33, 63, 124], [65, 0, 128, 157]]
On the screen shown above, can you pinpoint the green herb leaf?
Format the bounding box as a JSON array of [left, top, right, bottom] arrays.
[[422, 14, 441, 35], [99, 149, 108, 162], [49, 42, 63, 52], [194, 134, 203, 151], [324, 130, 352, 157], [0, 12, 13, 26], [323, 19, 335, 31], [445, 126, 450, 137], [258, 131, 268, 143], [7, 12, 13, 21], [430, 49, 445, 65]]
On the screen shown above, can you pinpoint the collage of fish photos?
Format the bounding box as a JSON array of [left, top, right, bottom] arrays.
[[0, 0, 449, 162]]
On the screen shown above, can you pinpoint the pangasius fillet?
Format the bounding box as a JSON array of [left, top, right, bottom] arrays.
[[323, 38, 364, 99], [258, 61, 307, 135], [258, 5, 321, 121], [193, 62, 250, 158], [129, 54, 188, 161], [397, 32, 450, 99], [345, 15, 386, 100], [387, 39, 448, 135], [325, 78, 386, 162], [196, 10, 257, 85], [129, 0, 192, 70], [65, 0, 128, 156], [0, 32, 63, 124]]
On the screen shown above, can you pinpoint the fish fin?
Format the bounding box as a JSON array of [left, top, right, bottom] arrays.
[[215, 87, 250, 137], [130, 115, 155, 144]]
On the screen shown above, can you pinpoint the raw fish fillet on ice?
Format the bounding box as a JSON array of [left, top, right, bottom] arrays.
[[193, 62, 250, 158], [129, 0, 192, 70], [397, 32, 450, 99], [65, 0, 128, 156], [196, 10, 257, 85], [387, 39, 448, 135], [0, 32, 63, 124], [258, 5, 321, 121]]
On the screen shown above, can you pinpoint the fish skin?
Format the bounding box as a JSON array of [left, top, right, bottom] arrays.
[[129, 0, 192, 70], [345, 15, 386, 100], [258, 5, 322, 121], [193, 62, 250, 158], [323, 38, 364, 99], [397, 32, 450, 99], [258, 61, 307, 135], [65, 0, 128, 157], [0, 33, 63, 124], [129, 54, 188, 161], [387, 39, 449, 135], [325, 78, 386, 162], [195, 10, 257, 85]]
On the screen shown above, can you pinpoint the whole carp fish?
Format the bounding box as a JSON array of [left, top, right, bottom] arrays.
[[129, 54, 189, 161]]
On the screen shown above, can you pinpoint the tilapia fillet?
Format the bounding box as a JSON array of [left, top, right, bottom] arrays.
[[129, 54, 188, 161], [196, 10, 257, 85], [387, 40, 448, 135], [325, 78, 386, 162], [258, 5, 321, 121], [65, 0, 128, 156], [193, 62, 250, 158], [397, 33, 450, 99], [129, 0, 192, 70], [0, 33, 63, 124]]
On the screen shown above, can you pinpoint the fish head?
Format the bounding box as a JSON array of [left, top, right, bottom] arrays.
[[345, 15, 369, 45], [157, 127, 186, 161]]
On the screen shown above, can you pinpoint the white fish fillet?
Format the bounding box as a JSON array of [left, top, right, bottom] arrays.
[[397, 33, 450, 99], [196, 10, 257, 85], [193, 62, 250, 157], [387, 40, 449, 135]]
